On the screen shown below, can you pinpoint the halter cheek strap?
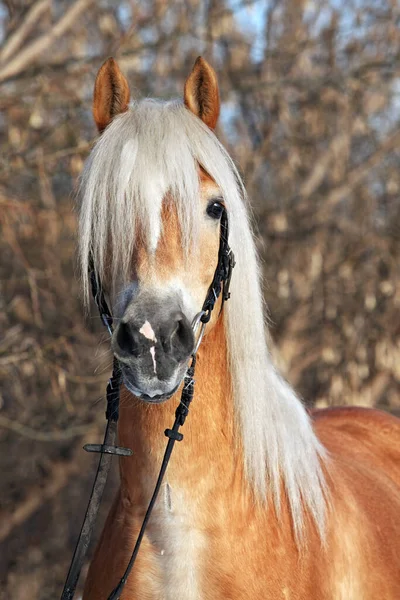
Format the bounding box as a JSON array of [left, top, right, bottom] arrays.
[[200, 208, 236, 322], [60, 207, 235, 600]]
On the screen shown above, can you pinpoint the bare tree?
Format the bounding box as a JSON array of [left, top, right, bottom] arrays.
[[1, 1, 399, 597]]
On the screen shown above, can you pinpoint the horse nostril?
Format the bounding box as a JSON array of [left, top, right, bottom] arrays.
[[173, 319, 193, 350], [164, 315, 194, 357], [161, 331, 172, 354], [116, 322, 140, 356]]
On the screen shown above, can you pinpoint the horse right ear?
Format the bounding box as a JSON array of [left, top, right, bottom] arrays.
[[93, 57, 130, 133]]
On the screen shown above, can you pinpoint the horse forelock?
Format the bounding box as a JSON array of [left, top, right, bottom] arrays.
[[78, 98, 327, 541]]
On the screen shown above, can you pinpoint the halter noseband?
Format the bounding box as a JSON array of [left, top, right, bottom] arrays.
[[61, 206, 235, 600]]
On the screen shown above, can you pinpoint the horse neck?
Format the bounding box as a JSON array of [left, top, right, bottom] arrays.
[[117, 316, 240, 507]]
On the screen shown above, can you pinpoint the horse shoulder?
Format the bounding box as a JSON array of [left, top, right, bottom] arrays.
[[311, 406, 400, 598], [313, 406, 400, 483]]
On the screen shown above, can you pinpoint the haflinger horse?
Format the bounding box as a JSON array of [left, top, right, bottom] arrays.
[[79, 57, 400, 599]]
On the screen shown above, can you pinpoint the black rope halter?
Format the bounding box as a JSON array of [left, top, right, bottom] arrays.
[[60, 206, 235, 600]]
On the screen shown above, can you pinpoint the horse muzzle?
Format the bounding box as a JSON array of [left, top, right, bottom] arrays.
[[112, 299, 195, 403]]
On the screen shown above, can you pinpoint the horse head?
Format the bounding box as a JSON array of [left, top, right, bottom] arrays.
[[82, 57, 233, 403]]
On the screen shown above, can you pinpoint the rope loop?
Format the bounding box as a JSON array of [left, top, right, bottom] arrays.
[[105, 360, 121, 422]]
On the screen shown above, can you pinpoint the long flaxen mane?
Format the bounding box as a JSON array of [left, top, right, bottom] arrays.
[[79, 99, 327, 540]]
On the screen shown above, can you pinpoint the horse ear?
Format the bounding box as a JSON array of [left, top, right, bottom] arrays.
[[93, 57, 130, 133], [184, 56, 220, 130]]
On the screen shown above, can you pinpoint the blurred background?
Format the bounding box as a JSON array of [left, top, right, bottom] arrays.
[[0, 0, 399, 597]]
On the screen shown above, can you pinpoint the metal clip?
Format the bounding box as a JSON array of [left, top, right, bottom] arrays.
[[191, 311, 207, 354]]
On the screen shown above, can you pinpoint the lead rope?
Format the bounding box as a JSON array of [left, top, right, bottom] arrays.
[[107, 354, 197, 600], [60, 272, 132, 600], [60, 207, 235, 600]]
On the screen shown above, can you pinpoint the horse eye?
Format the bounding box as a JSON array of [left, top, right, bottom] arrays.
[[206, 199, 224, 220]]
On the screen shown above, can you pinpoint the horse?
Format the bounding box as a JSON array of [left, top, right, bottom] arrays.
[[78, 56, 400, 599]]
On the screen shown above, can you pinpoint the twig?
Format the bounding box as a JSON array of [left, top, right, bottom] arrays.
[[0, 0, 94, 83], [0, 351, 32, 365], [28, 270, 43, 327], [316, 128, 400, 219], [0, 0, 51, 64], [0, 414, 92, 441], [38, 141, 92, 164], [0, 429, 98, 543], [37, 147, 56, 208]]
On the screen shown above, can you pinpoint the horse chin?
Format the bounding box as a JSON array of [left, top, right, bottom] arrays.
[[121, 368, 182, 404]]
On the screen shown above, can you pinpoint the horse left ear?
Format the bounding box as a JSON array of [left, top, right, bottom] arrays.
[[184, 56, 220, 130], [93, 57, 130, 133]]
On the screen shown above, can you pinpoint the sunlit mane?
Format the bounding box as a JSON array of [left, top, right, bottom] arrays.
[[79, 99, 327, 539]]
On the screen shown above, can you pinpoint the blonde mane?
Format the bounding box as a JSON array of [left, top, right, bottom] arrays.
[[79, 99, 327, 539]]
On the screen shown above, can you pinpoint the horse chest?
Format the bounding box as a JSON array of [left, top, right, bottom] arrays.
[[144, 482, 206, 600]]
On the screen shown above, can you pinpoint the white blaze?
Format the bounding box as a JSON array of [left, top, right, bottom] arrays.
[[150, 346, 157, 375], [139, 320, 157, 342], [139, 321, 157, 375]]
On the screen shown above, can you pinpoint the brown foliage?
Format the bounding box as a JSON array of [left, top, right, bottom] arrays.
[[0, 0, 399, 597]]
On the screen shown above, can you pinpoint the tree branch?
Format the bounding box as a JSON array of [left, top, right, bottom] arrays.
[[0, 0, 51, 64], [0, 0, 94, 83]]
